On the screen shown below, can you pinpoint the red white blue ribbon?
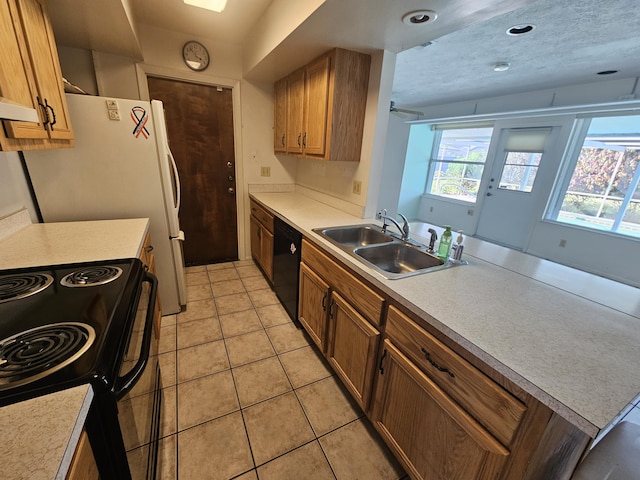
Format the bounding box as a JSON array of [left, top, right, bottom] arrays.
[[131, 106, 150, 139]]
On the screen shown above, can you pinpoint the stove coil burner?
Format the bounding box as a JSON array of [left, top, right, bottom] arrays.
[[0, 322, 96, 389], [0, 273, 53, 304], [61, 266, 123, 287]]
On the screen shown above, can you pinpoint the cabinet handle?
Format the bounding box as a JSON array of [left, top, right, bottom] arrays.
[[281, 134, 285, 146], [45, 99, 56, 130], [37, 97, 49, 129], [302, 132, 307, 147], [321, 292, 327, 311], [329, 299, 336, 319], [420, 347, 455, 378], [145, 245, 154, 253], [379, 349, 387, 375], [257, 228, 261, 239], [297, 133, 301, 146]]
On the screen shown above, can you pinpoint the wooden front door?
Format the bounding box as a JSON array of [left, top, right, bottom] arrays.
[[147, 77, 238, 265]]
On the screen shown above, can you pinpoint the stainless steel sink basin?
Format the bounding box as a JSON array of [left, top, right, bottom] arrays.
[[354, 243, 444, 278], [314, 224, 395, 247], [313, 223, 466, 279]]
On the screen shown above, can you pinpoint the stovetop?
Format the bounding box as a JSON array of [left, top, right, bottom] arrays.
[[0, 258, 145, 406]]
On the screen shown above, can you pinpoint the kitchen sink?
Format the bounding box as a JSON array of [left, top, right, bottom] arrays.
[[354, 243, 444, 277], [313, 224, 466, 279], [315, 224, 395, 247]]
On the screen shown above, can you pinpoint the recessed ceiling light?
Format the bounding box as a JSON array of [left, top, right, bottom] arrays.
[[183, 0, 227, 13], [402, 10, 438, 25], [493, 62, 511, 72], [597, 70, 619, 75], [506, 24, 536, 36]]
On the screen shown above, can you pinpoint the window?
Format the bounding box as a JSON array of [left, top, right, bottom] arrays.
[[426, 126, 493, 203], [497, 127, 550, 193], [548, 114, 640, 238]]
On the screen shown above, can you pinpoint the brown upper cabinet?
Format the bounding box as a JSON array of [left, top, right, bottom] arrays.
[[0, 0, 73, 151], [273, 48, 370, 161]]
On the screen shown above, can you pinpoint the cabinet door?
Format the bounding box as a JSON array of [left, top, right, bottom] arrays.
[[274, 77, 287, 152], [0, 0, 47, 140], [327, 291, 380, 411], [260, 225, 273, 281], [285, 69, 304, 154], [303, 55, 330, 156], [250, 215, 262, 264], [298, 262, 330, 351], [16, 0, 73, 140], [66, 430, 99, 480], [372, 340, 509, 480]]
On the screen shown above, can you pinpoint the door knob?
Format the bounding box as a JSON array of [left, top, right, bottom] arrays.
[[228, 175, 233, 181], [228, 187, 235, 194], [226, 161, 233, 168]]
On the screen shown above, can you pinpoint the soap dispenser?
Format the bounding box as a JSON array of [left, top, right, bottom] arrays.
[[437, 226, 452, 260], [451, 230, 464, 261]]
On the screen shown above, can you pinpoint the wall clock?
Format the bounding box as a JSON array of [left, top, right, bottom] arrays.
[[182, 41, 210, 71]]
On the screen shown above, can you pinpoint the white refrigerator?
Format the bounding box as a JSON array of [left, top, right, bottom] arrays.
[[23, 94, 187, 314]]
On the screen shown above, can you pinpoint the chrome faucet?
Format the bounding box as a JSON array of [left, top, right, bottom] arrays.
[[427, 228, 438, 254], [377, 209, 410, 241]]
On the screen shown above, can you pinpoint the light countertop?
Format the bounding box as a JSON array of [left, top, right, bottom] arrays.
[[0, 217, 149, 270], [251, 191, 640, 437], [0, 385, 93, 480]]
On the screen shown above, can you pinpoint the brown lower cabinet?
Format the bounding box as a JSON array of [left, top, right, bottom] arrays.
[[66, 429, 99, 480], [297, 237, 592, 480]]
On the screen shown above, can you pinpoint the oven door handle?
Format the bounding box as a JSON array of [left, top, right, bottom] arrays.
[[114, 271, 158, 399]]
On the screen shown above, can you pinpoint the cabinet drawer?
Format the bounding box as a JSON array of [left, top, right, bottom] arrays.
[[250, 198, 274, 233], [386, 306, 526, 447], [302, 239, 384, 326]]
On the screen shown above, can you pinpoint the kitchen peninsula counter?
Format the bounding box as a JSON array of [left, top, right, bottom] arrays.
[[0, 385, 93, 480], [250, 191, 640, 438], [0, 217, 149, 269]]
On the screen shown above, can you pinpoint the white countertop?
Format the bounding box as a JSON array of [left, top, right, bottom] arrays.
[[0, 385, 93, 480], [251, 191, 640, 437], [0, 217, 149, 269]]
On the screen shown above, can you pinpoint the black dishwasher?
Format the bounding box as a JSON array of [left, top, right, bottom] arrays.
[[273, 216, 302, 322]]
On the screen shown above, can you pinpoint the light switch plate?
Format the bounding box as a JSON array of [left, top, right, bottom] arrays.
[[108, 109, 121, 121], [105, 99, 119, 110]]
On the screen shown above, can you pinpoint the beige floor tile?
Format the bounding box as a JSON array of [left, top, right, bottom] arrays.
[[225, 329, 276, 367], [177, 340, 229, 383], [161, 314, 177, 326], [232, 357, 291, 407], [319, 419, 405, 480], [248, 289, 279, 308], [211, 279, 246, 298], [206, 262, 236, 271], [159, 352, 177, 388], [187, 283, 213, 302], [186, 271, 210, 286], [159, 325, 176, 354], [297, 376, 363, 436], [219, 309, 264, 337], [256, 303, 292, 328], [208, 267, 240, 282], [279, 346, 332, 388], [177, 298, 217, 323], [241, 275, 270, 292], [178, 370, 239, 430], [185, 265, 206, 273], [243, 392, 315, 466], [215, 292, 254, 315], [266, 322, 311, 353], [178, 412, 254, 480], [237, 264, 262, 278], [233, 470, 258, 480], [257, 441, 336, 480], [177, 316, 222, 349], [234, 259, 256, 267], [161, 386, 177, 438]]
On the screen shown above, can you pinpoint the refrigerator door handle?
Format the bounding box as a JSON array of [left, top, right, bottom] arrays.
[[168, 149, 181, 212]]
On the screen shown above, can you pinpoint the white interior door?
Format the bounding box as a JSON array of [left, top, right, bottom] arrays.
[[475, 121, 568, 249]]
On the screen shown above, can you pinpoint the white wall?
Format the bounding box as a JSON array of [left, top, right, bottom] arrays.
[[0, 152, 38, 222], [387, 77, 640, 287]]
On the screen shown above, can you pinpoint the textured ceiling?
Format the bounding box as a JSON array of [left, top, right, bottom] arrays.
[[391, 0, 640, 109]]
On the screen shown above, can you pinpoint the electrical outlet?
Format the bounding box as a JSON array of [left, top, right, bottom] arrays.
[[108, 109, 121, 121], [352, 180, 362, 195], [559, 239, 567, 247], [467, 209, 474, 216], [429, 206, 433, 212], [260, 166, 271, 177], [105, 99, 119, 110]]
